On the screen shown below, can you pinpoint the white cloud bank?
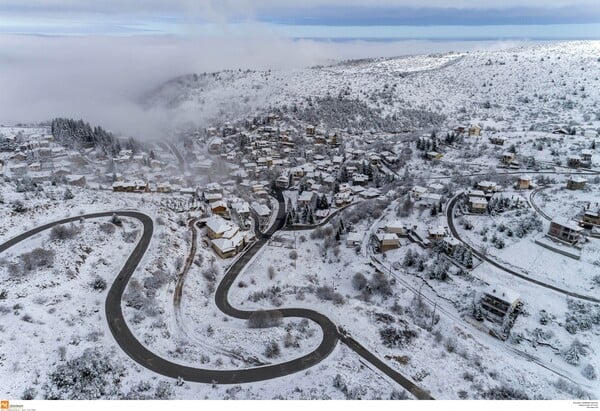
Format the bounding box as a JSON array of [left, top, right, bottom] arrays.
[[0, 34, 529, 139]]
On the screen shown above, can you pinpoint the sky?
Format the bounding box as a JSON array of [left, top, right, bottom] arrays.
[[1, 0, 600, 39], [0, 1, 599, 137]]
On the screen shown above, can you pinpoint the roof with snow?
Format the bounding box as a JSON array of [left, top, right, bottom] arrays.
[[484, 285, 520, 305], [551, 217, 583, 232], [206, 216, 237, 236]]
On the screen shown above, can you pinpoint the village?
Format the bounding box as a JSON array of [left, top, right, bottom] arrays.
[[1, 52, 600, 398], [2, 116, 599, 333]]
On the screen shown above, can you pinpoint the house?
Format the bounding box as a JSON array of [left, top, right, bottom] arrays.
[[156, 183, 172, 193], [206, 215, 238, 240], [567, 155, 582, 168], [468, 196, 488, 214], [552, 127, 569, 135], [581, 210, 600, 227], [334, 191, 352, 206], [488, 136, 505, 146], [467, 189, 486, 198], [208, 137, 223, 153], [352, 173, 369, 186], [477, 181, 499, 194], [231, 201, 251, 220], [346, 232, 363, 248], [581, 149, 593, 167], [359, 187, 381, 199], [386, 221, 406, 235], [10, 151, 28, 162], [112, 181, 134, 192], [180, 187, 197, 196], [517, 176, 532, 190], [211, 200, 229, 216], [468, 125, 482, 137], [566, 176, 586, 190], [306, 125, 316, 136], [410, 186, 428, 200], [501, 152, 515, 165], [204, 191, 223, 203], [315, 135, 326, 145], [290, 166, 304, 179], [428, 226, 447, 240], [66, 175, 86, 187], [211, 231, 246, 258], [442, 237, 461, 255], [381, 151, 397, 163], [547, 217, 583, 246], [338, 183, 351, 193], [421, 193, 442, 207], [427, 183, 445, 194], [369, 154, 381, 166], [480, 285, 520, 324], [251, 202, 271, 227], [375, 232, 400, 252], [426, 151, 443, 160], [276, 174, 290, 189], [298, 190, 317, 209], [134, 180, 149, 192]]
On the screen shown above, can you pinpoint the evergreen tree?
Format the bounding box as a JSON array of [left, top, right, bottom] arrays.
[[430, 204, 438, 216]]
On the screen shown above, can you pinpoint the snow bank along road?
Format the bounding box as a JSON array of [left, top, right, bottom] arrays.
[[0, 203, 433, 399]]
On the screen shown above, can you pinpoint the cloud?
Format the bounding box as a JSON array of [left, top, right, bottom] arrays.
[[2, 0, 599, 12], [0, 33, 538, 140]]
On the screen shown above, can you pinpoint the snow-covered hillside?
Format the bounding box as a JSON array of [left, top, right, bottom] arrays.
[[145, 41, 600, 133]]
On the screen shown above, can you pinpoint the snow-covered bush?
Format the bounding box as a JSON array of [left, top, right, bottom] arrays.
[[315, 286, 345, 305], [379, 325, 418, 348], [90, 276, 107, 291], [581, 364, 597, 381], [483, 384, 529, 400], [122, 229, 139, 243], [111, 214, 122, 226], [247, 309, 283, 328], [389, 389, 409, 400], [564, 299, 600, 334], [263, 341, 281, 358], [12, 200, 27, 213], [99, 222, 116, 235], [21, 387, 37, 400], [143, 270, 170, 295], [561, 339, 587, 365], [351, 272, 368, 291], [18, 248, 55, 273], [50, 223, 80, 241], [427, 258, 450, 281], [154, 381, 174, 399], [370, 271, 392, 296], [43, 348, 125, 399], [553, 378, 592, 399]]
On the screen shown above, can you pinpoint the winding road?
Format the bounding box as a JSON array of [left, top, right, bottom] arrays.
[[446, 194, 600, 304], [0, 194, 433, 399], [529, 186, 553, 221]]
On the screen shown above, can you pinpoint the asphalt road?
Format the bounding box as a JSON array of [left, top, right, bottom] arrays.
[[446, 194, 600, 304], [0, 197, 433, 399], [529, 186, 553, 221]]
